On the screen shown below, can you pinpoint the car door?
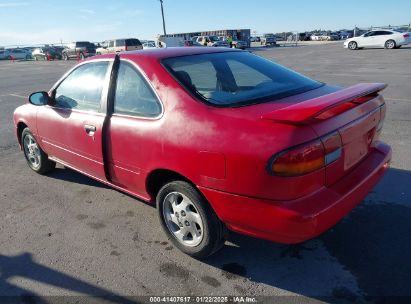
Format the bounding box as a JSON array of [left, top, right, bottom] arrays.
[[368, 31, 388, 47], [360, 31, 379, 47], [36, 60, 112, 180], [13, 49, 23, 59], [106, 59, 163, 196]]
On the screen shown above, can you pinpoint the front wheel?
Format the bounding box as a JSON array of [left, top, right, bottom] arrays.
[[348, 41, 357, 50], [157, 181, 226, 258], [21, 128, 55, 174], [385, 40, 396, 49]]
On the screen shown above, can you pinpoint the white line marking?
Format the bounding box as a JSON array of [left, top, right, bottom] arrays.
[[9, 93, 27, 99], [385, 97, 411, 102]]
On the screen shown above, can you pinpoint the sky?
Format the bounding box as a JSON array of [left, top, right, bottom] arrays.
[[0, 0, 410, 46]]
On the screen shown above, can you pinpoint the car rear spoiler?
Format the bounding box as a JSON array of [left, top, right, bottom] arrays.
[[261, 83, 387, 124]]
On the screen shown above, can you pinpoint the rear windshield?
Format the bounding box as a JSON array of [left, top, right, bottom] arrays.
[[76, 42, 91, 47], [125, 38, 142, 46], [162, 51, 322, 107]]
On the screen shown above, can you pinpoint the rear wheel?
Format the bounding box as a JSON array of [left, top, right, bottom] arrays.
[[21, 128, 55, 174], [348, 41, 357, 50], [385, 40, 396, 49], [157, 181, 226, 258]]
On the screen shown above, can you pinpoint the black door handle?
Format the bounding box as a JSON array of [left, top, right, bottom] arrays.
[[84, 124, 96, 135]]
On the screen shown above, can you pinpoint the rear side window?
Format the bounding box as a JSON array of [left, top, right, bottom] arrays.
[[162, 51, 322, 107], [116, 39, 125, 47], [125, 39, 142, 47], [76, 42, 90, 47], [114, 61, 161, 117], [54, 61, 109, 112]]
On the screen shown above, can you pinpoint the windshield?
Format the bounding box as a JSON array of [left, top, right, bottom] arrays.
[[162, 51, 322, 107], [209, 36, 219, 42]]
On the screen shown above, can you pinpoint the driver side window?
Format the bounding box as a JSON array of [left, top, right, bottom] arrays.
[[54, 61, 109, 112]]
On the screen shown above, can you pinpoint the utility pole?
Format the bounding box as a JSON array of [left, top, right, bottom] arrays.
[[159, 0, 166, 35]]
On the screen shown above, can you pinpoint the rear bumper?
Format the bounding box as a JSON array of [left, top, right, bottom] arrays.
[[199, 142, 391, 244]]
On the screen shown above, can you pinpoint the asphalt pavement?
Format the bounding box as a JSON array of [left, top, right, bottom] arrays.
[[0, 43, 410, 303]]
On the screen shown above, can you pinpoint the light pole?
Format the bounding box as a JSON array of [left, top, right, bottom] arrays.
[[159, 0, 166, 35]]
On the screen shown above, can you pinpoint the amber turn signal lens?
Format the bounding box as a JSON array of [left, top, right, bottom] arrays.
[[270, 140, 325, 176]]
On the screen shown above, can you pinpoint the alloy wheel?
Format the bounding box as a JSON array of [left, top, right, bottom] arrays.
[[162, 191, 204, 247], [23, 134, 41, 169]]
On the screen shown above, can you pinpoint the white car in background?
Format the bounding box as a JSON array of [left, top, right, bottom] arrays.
[[142, 41, 156, 49], [344, 30, 411, 50]]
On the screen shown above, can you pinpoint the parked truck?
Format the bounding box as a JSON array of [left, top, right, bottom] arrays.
[[260, 34, 277, 46]]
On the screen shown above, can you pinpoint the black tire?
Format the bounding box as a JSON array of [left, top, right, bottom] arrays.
[[157, 181, 226, 258], [348, 41, 357, 50], [21, 128, 55, 174], [385, 40, 396, 49]]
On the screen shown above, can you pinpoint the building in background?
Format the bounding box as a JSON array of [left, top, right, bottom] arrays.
[[161, 29, 251, 47]]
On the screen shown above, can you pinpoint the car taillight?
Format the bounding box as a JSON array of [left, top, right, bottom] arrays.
[[269, 132, 342, 176], [403, 34, 410, 38]]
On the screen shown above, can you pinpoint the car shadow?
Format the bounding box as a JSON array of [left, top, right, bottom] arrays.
[[47, 167, 110, 189], [203, 167, 411, 301], [46, 167, 155, 207], [0, 253, 136, 303]]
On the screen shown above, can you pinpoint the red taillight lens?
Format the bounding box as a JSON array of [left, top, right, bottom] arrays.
[[270, 140, 325, 176], [269, 132, 342, 176], [404, 34, 410, 38]]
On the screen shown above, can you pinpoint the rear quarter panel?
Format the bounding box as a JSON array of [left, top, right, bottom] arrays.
[[122, 54, 325, 201]]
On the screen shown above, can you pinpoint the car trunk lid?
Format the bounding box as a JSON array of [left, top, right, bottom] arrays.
[[261, 83, 387, 186]]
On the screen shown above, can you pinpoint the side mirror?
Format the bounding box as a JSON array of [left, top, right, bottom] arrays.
[[29, 91, 49, 106]]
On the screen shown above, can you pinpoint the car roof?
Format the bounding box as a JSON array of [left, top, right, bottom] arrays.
[[121, 46, 242, 59], [87, 47, 243, 63]]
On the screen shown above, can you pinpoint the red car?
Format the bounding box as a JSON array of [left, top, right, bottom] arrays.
[[13, 48, 391, 258]]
